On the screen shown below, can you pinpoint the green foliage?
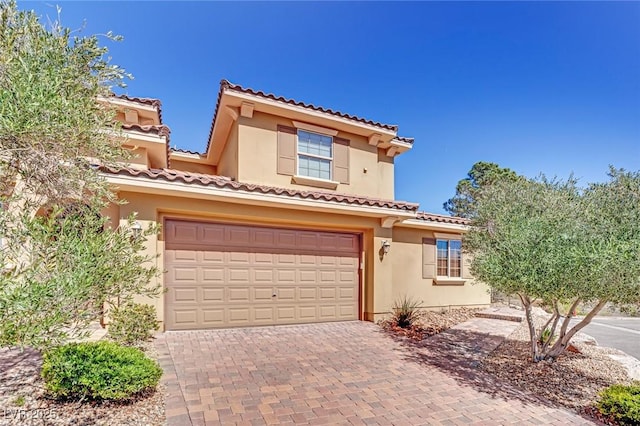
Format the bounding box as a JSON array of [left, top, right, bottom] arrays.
[[41, 341, 162, 401], [443, 161, 519, 218], [391, 296, 423, 328], [0, 0, 130, 203], [12, 395, 25, 407], [0, 206, 161, 350], [0, 1, 157, 350], [108, 303, 159, 346], [597, 383, 640, 426], [465, 168, 640, 361]]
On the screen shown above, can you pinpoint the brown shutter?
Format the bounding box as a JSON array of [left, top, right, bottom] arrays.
[[277, 125, 296, 176], [422, 237, 436, 279], [333, 137, 350, 184]]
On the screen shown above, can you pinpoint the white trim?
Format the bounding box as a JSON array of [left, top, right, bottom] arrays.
[[291, 175, 339, 190], [102, 173, 416, 219], [395, 218, 468, 232], [292, 121, 339, 136], [433, 232, 463, 239]]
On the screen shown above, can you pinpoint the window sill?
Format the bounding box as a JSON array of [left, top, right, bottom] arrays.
[[291, 175, 339, 190], [433, 278, 466, 286]]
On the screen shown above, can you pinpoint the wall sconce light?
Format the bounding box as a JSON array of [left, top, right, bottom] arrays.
[[131, 221, 143, 239], [381, 240, 391, 254]]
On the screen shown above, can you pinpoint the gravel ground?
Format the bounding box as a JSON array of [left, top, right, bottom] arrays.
[[379, 307, 479, 340], [0, 341, 165, 426], [480, 311, 631, 414]]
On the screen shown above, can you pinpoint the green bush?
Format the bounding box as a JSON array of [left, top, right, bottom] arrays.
[[41, 341, 162, 401], [108, 303, 159, 346], [597, 382, 640, 426], [391, 296, 423, 328]]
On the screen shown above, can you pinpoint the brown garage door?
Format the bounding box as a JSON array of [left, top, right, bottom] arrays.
[[164, 219, 360, 330]]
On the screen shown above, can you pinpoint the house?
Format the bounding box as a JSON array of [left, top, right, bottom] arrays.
[[102, 80, 490, 331]]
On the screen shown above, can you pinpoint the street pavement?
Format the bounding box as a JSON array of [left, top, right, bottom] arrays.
[[575, 317, 640, 360]]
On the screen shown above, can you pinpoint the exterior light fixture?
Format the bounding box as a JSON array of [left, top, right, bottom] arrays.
[[131, 221, 143, 239], [381, 240, 391, 254]]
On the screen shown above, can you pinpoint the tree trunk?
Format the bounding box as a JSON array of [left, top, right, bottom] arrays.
[[519, 293, 542, 362], [544, 299, 608, 360]]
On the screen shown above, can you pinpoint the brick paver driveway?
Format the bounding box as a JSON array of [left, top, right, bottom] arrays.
[[156, 321, 595, 425]]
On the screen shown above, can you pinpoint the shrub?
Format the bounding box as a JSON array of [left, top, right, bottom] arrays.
[[41, 341, 162, 401], [391, 296, 423, 328], [597, 382, 640, 426], [108, 303, 159, 346]]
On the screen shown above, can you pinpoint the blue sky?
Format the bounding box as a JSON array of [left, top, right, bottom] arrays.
[[24, 1, 640, 214]]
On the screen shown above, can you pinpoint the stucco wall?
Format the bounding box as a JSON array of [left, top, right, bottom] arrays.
[[235, 111, 395, 200], [218, 122, 239, 179], [169, 160, 216, 175], [389, 227, 491, 313]]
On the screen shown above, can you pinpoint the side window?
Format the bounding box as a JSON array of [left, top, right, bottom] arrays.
[[297, 130, 332, 180], [436, 239, 462, 278], [277, 125, 350, 186]]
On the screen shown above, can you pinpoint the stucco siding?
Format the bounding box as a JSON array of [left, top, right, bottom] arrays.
[[390, 227, 491, 312], [218, 122, 239, 179], [236, 111, 395, 200]]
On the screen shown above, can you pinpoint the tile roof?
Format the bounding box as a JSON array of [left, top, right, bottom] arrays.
[[395, 136, 415, 145], [121, 123, 171, 141], [416, 211, 469, 225], [205, 79, 400, 156], [111, 94, 164, 124], [101, 166, 419, 212], [170, 148, 203, 156]]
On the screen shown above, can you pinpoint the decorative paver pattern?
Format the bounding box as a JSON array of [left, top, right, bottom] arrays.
[[156, 321, 597, 425]]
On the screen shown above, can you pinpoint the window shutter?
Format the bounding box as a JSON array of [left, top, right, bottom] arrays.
[[277, 125, 296, 176], [333, 137, 350, 184], [422, 237, 436, 279]]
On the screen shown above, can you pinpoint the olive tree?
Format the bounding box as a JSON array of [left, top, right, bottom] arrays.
[[465, 168, 640, 362], [0, 2, 159, 349]]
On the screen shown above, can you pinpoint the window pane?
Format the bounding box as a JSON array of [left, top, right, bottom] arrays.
[[436, 240, 448, 276], [450, 240, 462, 278], [298, 155, 331, 180], [298, 130, 332, 157]]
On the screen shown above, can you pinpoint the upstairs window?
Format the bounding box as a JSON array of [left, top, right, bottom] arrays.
[[297, 130, 332, 181], [436, 239, 462, 278]]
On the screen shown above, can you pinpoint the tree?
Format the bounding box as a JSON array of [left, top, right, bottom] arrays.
[[0, 2, 159, 349], [443, 161, 519, 218], [465, 168, 640, 362]]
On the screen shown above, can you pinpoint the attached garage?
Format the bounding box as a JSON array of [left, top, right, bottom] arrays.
[[164, 219, 361, 330]]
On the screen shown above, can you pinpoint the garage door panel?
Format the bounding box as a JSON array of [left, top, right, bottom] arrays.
[[228, 287, 250, 301], [254, 287, 274, 301], [253, 307, 275, 322], [165, 220, 359, 330], [202, 288, 224, 302], [201, 224, 224, 244], [276, 306, 296, 321], [202, 268, 224, 283], [202, 309, 224, 326], [228, 269, 250, 284], [228, 308, 250, 323], [172, 288, 198, 303], [299, 288, 317, 300], [277, 269, 296, 283], [202, 251, 224, 263], [319, 305, 337, 318], [276, 287, 295, 300]]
